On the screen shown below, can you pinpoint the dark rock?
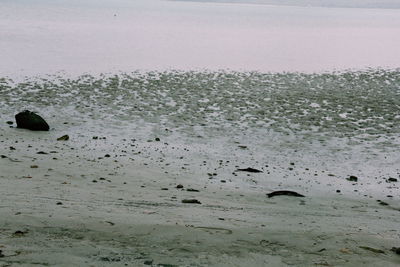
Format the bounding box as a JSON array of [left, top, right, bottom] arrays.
[[12, 230, 26, 237], [57, 135, 69, 141], [0, 249, 4, 258], [267, 190, 305, 198], [144, 260, 153, 265], [346, 175, 358, 182], [336, 190, 341, 193], [56, 201, 63, 205], [387, 177, 398, 182], [6, 121, 13, 125], [155, 137, 160, 141], [161, 188, 169, 190], [37, 151, 48, 154], [236, 167, 263, 173], [391, 247, 400, 255], [15, 110, 49, 131], [176, 184, 184, 189], [182, 199, 201, 204], [1, 155, 7, 158]]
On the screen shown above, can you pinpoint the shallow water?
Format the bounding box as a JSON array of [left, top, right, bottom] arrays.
[[1, 0, 400, 76]]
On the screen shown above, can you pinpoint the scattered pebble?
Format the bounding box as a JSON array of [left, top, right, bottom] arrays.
[[267, 190, 305, 198], [391, 247, 400, 255], [236, 167, 263, 173], [346, 175, 358, 182], [186, 188, 199, 192], [57, 135, 69, 141], [182, 199, 201, 204], [377, 200, 389, 206], [359, 246, 385, 254]]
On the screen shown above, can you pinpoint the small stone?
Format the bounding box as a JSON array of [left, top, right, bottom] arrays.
[[182, 199, 201, 204], [359, 246, 385, 254], [186, 188, 199, 192], [336, 190, 341, 193], [267, 190, 305, 198], [387, 178, 398, 182], [104, 154, 111, 157], [57, 135, 69, 141], [93, 136, 98, 140], [391, 247, 400, 255], [6, 121, 13, 125], [161, 188, 169, 190], [13, 230, 26, 237], [176, 184, 184, 189], [377, 200, 389, 206], [144, 260, 153, 265], [236, 167, 263, 173], [30, 165, 38, 168], [155, 137, 160, 141], [56, 202, 63, 205], [346, 175, 358, 182]]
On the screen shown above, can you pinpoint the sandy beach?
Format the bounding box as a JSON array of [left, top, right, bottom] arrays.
[[1, 71, 400, 266], [1, 0, 400, 266]]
